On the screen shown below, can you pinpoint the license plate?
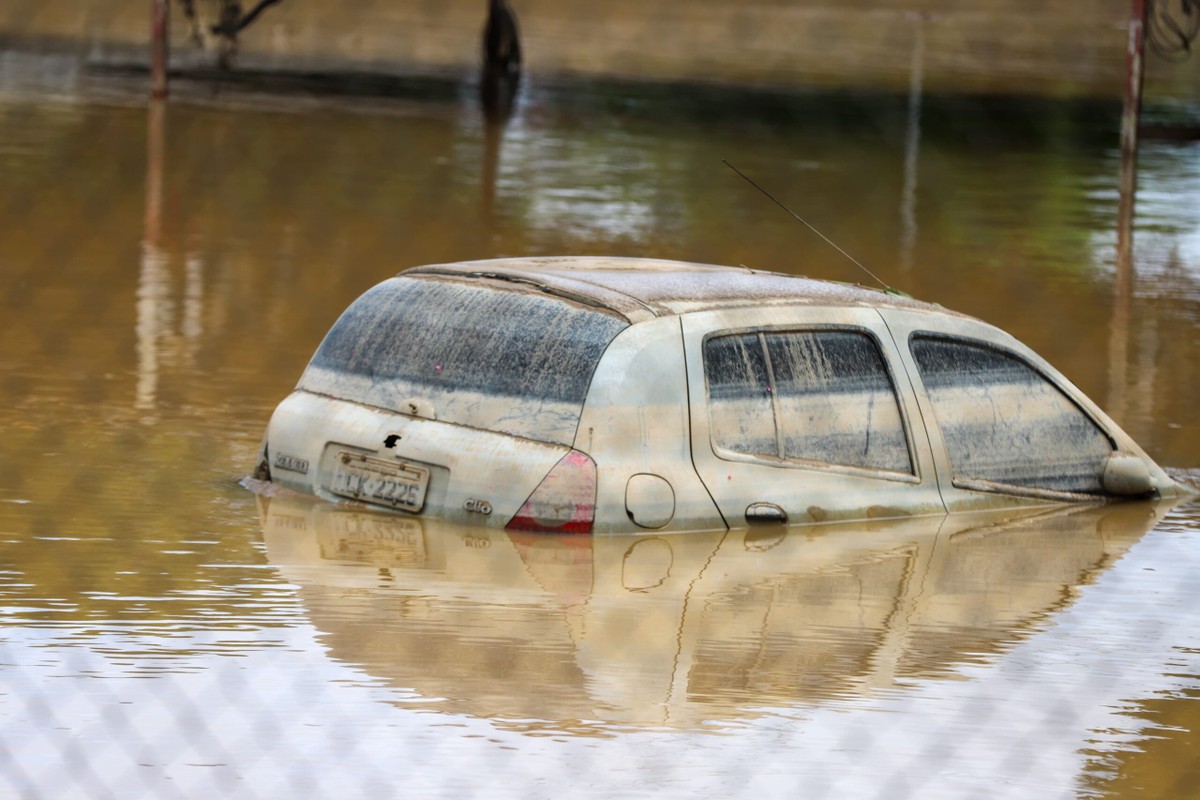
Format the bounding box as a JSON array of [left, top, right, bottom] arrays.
[[330, 452, 429, 513]]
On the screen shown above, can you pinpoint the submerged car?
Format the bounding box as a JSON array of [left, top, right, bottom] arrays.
[[255, 256, 1183, 533]]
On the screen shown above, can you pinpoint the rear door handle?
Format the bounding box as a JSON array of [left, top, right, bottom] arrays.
[[745, 502, 788, 525]]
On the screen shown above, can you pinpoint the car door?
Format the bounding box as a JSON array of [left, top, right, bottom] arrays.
[[876, 308, 1146, 513], [681, 305, 946, 528]]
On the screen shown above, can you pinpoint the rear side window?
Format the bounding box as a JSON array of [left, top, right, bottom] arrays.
[[705, 334, 778, 458], [910, 335, 1113, 494], [301, 277, 629, 445], [704, 329, 912, 474]]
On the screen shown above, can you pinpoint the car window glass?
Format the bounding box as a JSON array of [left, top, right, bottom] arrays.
[[911, 335, 1113, 494], [703, 333, 777, 457], [704, 329, 912, 474], [300, 277, 629, 446], [766, 331, 912, 473]]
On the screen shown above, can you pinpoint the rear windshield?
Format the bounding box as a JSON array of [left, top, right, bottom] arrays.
[[300, 276, 629, 445]]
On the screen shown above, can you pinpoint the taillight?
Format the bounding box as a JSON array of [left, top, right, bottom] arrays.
[[506, 450, 596, 534]]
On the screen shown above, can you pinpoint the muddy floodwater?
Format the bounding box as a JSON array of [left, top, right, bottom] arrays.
[[2, 64, 1200, 798]]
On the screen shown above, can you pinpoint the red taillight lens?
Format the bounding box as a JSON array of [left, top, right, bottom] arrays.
[[506, 450, 596, 534]]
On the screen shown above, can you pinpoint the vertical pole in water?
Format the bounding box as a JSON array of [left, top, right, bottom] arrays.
[[150, 0, 169, 100], [899, 13, 925, 278], [1111, 0, 1147, 421], [1117, 0, 1147, 263]]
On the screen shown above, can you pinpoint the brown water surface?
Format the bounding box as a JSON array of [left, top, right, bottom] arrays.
[[1, 64, 1200, 798]]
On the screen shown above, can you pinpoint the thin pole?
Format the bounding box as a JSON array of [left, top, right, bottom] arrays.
[[899, 15, 925, 276], [1117, 0, 1148, 259], [150, 0, 169, 99], [1111, 0, 1147, 421]]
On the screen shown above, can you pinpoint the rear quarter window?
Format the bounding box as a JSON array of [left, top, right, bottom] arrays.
[[300, 276, 629, 445], [910, 335, 1114, 495], [704, 333, 779, 458]]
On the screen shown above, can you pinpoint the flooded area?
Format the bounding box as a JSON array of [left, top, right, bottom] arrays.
[[2, 61, 1200, 798]]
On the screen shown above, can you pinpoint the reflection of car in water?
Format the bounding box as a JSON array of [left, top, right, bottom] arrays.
[[255, 258, 1184, 534], [258, 493, 1178, 732]]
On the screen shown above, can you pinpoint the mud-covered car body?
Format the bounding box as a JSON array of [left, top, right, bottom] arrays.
[[258, 257, 1180, 533]]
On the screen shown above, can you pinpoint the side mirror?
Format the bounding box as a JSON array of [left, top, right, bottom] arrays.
[[1101, 452, 1156, 497]]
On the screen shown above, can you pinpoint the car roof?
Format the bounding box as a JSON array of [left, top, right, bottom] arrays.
[[405, 256, 965, 323]]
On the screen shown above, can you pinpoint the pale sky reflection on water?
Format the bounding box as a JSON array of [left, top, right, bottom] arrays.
[[4, 502, 1200, 799]]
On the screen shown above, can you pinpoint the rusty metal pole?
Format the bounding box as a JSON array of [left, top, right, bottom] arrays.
[[1117, 0, 1148, 263], [150, 0, 169, 99], [1111, 0, 1147, 419]]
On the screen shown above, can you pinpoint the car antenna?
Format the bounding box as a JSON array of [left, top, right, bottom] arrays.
[[723, 160, 903, 295]]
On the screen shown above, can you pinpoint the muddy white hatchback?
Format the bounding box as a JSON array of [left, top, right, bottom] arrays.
[[256, 256, 1180, 533]]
